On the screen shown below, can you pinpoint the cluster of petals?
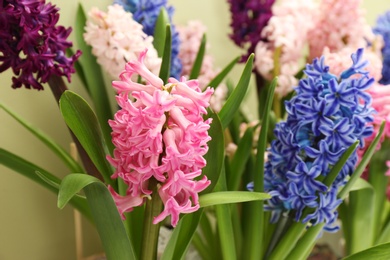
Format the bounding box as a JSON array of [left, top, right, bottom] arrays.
[[227, 0, 275, 61], [107, 49, 213, 226], [114, 0, 182, 78], [323, 46, 383, 82], [254, 0, 318, 97], [307, 0, 374, 61], [373, 10, 390, 85], [177, 20, 227, 112], [323, 46, 390, 193], [263, 48, 375, 231], [83, 4, 161, 79], [0, 0, 80, 90]]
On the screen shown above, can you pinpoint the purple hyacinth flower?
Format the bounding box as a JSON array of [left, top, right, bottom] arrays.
[[0, 0, 81, 90], [227, 0, 275, 61]]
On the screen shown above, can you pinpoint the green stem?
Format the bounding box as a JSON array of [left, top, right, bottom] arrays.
[[264, 213, 291, 258], [272, 96, 281, 120], [286, 223, 325, 260], [272, 46, 282, 120], [141, 178, 163, 260], [267, 221, 307, 260]]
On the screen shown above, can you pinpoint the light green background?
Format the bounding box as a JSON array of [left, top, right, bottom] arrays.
[[0, 0, 389, 259]]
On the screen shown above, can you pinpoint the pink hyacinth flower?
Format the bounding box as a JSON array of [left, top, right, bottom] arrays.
[[107, 49, 213, 226]]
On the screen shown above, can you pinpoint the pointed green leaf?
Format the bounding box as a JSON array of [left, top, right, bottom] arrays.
[[242, 78, 277, 260], [153, 7, 170, 56], [347, 185, 375, 254], [161, 210, 204, 260], [218, 54, 254, 129], [75, 4, 114, 152], [369, 139, 390, 241], [1, 102, 83, 173], [202, 110, 225, 194], [58, 174, 136, 260], [199, 191, 270, 208], [339, 121, 385, 199], [322, 141, 359, 187], [343, 242, 390, 260], [158, 25, 172, 83], [0, 148, 92, 221], [59, 91, 114, 186], [214, 164, 237, 260], [189, 34, 206, 79], [206, 56, 240, 88]]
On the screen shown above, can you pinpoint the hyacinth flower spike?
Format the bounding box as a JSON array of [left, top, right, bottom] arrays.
[[263, 48, 376, 259], [0, 0, 106, 180], [107, 48, 213, 259]]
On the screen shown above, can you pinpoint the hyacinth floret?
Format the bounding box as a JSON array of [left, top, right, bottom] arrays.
[[107, 49, 213, 227], [373, 10, 390, 85], [263, 48, 375, 231], [114, 0, 182, 78], [0, 0, 80, 90]]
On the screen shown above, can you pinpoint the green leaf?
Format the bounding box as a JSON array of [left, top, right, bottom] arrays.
[[1, 102, 83, 173], [338, 121, 385, 199], [201, 110, 225, 194], [158, 25, 172, 84], [322, 141, 359, 187], [0, 148, 92, 221], [343, 242, 390, 260], [377, 217, 390, 245], [369, 139, 390, 242], [59, 91, 114, 186], [192, 232, 214, 260], [206, 56, 240, 89], [286, 223, 325, 260], [347, 183, 375, 254], [218, 54, 254, 129], [267, 221, 307, 260], [189, 34, 206, 79], [75, 4, 114, 153], [242, 77, 277, 260], [199, 191, 270, 208], [349, 177, 374, 192], [161, 210, 204, 260], [153, 7, 170, 57], [198, 213, 219, 260], [228, 126, 254, 191], [214, 164, 237, 260], [58, 174, 136, 260]]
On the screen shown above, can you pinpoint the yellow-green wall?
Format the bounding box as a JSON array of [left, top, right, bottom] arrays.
[[0, 0, 389, 259]]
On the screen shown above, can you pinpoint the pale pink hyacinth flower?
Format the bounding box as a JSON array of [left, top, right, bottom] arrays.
[[307, 0, 374, 61], [107, 49, 213, 227], [177, 20, 227, 112], [323, 46, 383, 82], [84, 4, 161, 79], [254, 0, 318, 97]]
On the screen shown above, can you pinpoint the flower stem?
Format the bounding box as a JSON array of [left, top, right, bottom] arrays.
[[47, 74, 103, 181], [272, 46, 282, 120], [141, 178, 163, 260]]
